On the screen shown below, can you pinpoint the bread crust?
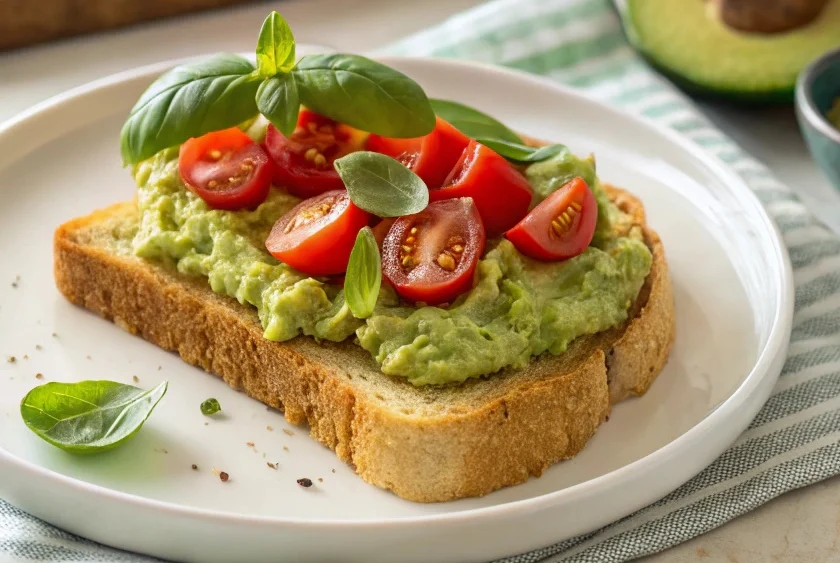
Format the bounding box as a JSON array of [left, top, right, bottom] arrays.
[[53, 186, 673, 503]]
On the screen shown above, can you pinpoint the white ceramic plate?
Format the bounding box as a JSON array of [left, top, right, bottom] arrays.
[[0, 51, 793, 563]]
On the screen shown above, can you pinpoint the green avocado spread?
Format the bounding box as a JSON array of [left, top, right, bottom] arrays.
[[130, 145, 651, 386]]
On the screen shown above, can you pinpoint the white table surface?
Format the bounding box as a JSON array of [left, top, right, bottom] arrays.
[[2, 1, 839, 561]]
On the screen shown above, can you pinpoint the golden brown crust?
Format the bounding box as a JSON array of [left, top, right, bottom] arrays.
[[52, 186, 673, 503]]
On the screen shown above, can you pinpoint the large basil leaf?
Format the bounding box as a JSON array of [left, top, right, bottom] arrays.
[[293, 54, 435, 138], [256, 11, 296, 77], [256, 73, 300, 136], [20, 380, 168, 454], [334, 151, 428, 217], [345, 227, 381, 319], [476, 138, 568, 164], [120, 54, 260, 165], [430, 98, 522, 144]]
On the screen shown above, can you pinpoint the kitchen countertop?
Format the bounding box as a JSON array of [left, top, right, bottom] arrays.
[[2, 0, 838, 561]]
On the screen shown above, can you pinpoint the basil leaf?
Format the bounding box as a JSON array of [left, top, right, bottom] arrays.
[[256, 11, 296, 77], [476, 138, 568, 164], [334, 151, 428, 217], [20, 380, 168, 454], [430, 98, 522, 144], [256, 73, 300, 136], [345, 227, 381, 319], [120, 53, 260, 165], [293, 54, 435, 138]]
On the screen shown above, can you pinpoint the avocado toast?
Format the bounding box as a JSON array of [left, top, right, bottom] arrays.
[[54, 182, 672, 502], [51, 12, 674, 502]]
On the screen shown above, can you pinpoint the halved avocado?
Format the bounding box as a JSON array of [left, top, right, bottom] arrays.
[[614, 0, 840, 104]]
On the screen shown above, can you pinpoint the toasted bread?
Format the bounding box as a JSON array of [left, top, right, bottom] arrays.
[[53, 184, 673, 502]]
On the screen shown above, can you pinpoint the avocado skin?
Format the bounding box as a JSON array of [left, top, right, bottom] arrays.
[[610, 0, 811, 106]]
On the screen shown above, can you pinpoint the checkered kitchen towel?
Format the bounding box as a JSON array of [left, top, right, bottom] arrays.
[[4, 0, 840, 561]]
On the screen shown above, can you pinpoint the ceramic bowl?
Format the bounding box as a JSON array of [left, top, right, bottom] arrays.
[[796, 45, 840, 190]]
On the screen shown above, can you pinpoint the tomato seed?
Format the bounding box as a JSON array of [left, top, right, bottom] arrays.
[[437, 253, 456, 271]]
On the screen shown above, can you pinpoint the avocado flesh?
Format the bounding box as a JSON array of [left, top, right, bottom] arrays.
[[620, 0, 840, 103]]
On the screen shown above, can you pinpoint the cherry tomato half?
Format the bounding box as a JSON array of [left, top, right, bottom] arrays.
[[365, 134, 422, 159], [505, 177, 597, 261], [265, 190, 371, 276], [432, 140, 533, 237], [263, 109, 367, 199], [382, 198, 485, 305], [391, 117, 470, 189], [179, 127, 272, 211]]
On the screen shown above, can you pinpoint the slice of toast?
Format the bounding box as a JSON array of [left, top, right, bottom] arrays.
[[53, 184, 673, 503]]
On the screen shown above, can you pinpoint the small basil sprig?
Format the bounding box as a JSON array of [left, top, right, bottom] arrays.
[[20, 380, 168, 454], [430, 98, 522, 144], [121, 11, 436, 165], [334, 151, 428, 217], [476, 138, 568, 164], [120, 54, 260, 165], [345, 227, 381, 319]]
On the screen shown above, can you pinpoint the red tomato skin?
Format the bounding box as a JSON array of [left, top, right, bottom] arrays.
[[365, 134, 422, 159], [265, 190, 371, 276], [401, 117, 471, 189], [433, 141, 533, 237], [382, 198, 485, 306], [505, 177, 597, 261], [179, 128, 273, 211], [264, 123, 346, 199]]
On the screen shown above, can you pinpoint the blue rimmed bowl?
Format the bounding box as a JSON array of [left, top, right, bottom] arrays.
[[796, 46, 840, 190]]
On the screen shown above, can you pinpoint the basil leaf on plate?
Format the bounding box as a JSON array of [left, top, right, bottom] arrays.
[[255, 11, 296, 77], [430, 98, 522, 144], [334, 151, 428, 217], [477, 138, 568, 164], [293, 54, 435, 138], [345, 227, 381, 319], [256, 73, 300, 136], [120, 53, 261, 165], [20, 380, 168, 454]]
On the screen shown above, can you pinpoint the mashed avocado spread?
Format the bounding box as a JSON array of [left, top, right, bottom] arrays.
[[130, 145, 651, 386]]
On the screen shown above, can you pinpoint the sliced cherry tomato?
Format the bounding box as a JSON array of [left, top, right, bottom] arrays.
[[365, 134, 422, 159], [505, 177, 597, 261], [178, 127, 272, 210], [265, 190, 371, 276], [263, 109, 367, 199], [371, 217, 396, 248], [394, 117, 470, 189], [382, 198, 485, 305], [432, 140, 533, 237]]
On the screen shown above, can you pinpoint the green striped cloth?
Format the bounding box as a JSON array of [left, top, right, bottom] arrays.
[[3, 0, 840, 561]]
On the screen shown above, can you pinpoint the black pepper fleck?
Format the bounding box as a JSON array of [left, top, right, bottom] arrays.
[[191, 464, 198, 470], [297, 478, 313, 488], [35, 345, 42, 351]]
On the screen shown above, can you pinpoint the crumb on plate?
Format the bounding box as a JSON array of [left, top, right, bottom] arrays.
[[297, 478, 313, 488]]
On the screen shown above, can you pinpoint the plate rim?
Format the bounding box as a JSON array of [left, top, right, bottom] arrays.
[[0, 53, 794, 530]]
